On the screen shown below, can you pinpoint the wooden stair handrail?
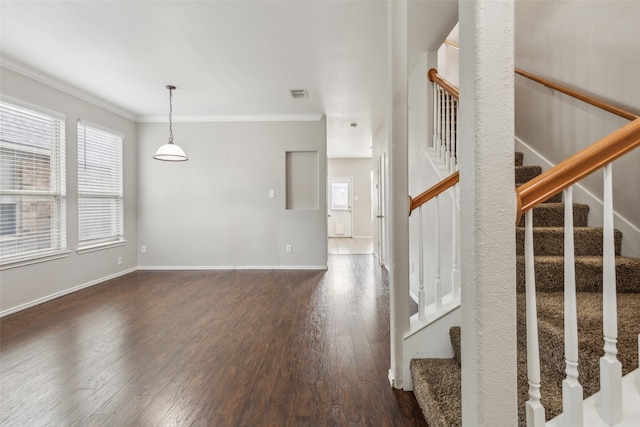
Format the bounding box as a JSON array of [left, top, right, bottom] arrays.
[[516, 118, 640, 221], [444, 39, 459, 49], [515, 68, 639, 121], [428, 69, 459, 100], [409, 171, 459, 215]]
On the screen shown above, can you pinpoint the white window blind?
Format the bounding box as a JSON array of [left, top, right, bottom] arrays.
[[77, 121, 123, 248], [0, 98, 66, 263]]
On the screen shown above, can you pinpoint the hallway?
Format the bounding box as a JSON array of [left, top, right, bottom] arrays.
[[328, 237, 374, 255]]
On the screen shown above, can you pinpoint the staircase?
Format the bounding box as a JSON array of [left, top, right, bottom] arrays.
[[410, 152, 640, 426]]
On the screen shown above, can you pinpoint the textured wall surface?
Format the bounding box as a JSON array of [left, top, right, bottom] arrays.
[[459, 1, 518, 424]]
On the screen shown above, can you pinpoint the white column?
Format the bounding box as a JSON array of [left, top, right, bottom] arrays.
[[388, 0, 410, 389], [459, 0, 517, 425]]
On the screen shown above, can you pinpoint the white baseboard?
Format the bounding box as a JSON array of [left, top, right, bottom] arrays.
[[1, 264, 329, 317], [410, 289, 419, 304], [515, 136, 640, 257], [0, 267, 138, 318]]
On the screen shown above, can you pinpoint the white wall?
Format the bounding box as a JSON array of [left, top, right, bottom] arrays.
[[327, 158, 374, 238], [515, 0, 640, 248], [0, 67, 138, 315], [137, 119, 327, 269]]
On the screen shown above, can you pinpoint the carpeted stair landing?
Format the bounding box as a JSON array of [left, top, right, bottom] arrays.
[[410, 153, 640, 426]]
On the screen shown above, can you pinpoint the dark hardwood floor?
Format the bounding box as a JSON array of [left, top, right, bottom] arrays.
[[1, 255, 427, 426]]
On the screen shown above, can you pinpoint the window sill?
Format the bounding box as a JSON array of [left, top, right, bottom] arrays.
[[0, 250, 71, 271], [77, 240, 127, 255]]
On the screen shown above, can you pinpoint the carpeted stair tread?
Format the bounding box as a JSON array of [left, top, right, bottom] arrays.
[[411, 154, 640, 425], [516, 227, 622, 256], [516, 255, 640, 293], [450, 326, 461, 366], [516, 292, 640, 421], [412, 332, 563, 426], [410, 358, 462, 427], [518, 292, 640, 375], [515, 165, 542, 183], [517, 203, 590, 228]]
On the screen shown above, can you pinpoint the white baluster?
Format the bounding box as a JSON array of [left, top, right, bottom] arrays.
[[418, 205, 426, 321], [447, 98, 453, 172], [600, 163, 622, 424], [444, 95, 451, 169], [525, 209, 546, 427], [434, 196, 442, 309], [562, 187, 583, 426], [442, 94, 447, 166], [452, 100, 458, 171], [451, 189, 459, 299], [432, 82, 438, 151], [436, 86, 442, 158]]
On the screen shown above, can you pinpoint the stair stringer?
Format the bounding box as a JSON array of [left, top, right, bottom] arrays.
[[402, 302, 461, 391]]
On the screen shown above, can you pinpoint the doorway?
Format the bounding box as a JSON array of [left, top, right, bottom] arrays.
[[327, 177, 353, 238], [375, 155, 386, 266]]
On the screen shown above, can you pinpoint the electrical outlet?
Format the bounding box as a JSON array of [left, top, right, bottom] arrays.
[[141, 245, 147, 254], [117, 257, 123, 265], [286, 244, 292, 253]]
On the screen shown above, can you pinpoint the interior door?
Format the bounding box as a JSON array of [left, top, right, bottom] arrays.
[[376, 155, 386, 266], [328, 177, 353, 238]]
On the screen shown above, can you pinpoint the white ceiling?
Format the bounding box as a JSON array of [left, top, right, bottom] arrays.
[[0, 0, 391, 158]]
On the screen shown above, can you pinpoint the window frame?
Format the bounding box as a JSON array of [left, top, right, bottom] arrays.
[[76, 120, 125, 253], [0, 96, 68, 269]]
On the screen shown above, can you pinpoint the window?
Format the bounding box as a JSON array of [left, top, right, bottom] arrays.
[[330, 182, 349, 210], [0, 203, 17, 236], [0, 98, 66, 264], [77, 121, 123, 249]]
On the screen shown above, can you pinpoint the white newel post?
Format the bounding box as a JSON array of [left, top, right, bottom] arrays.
[[525, 210, 546, 427], [600, 163, 622, 424], [562, 187, 583, 426]]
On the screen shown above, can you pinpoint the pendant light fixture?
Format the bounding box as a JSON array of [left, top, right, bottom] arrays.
[[154, 85, 188, 161]]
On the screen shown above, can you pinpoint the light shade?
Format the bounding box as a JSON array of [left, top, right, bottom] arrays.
[[153, 142, 188, 161]]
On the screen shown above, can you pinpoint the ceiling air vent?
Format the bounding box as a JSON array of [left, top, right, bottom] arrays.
[[290, 89, 308, 99]]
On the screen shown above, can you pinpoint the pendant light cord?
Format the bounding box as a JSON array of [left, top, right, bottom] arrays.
[[168, 87, 174, 144]]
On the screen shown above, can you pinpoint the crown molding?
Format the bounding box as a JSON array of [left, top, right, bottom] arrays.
[[1, 56, 138, 122], [138, 114, 324, 123]]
